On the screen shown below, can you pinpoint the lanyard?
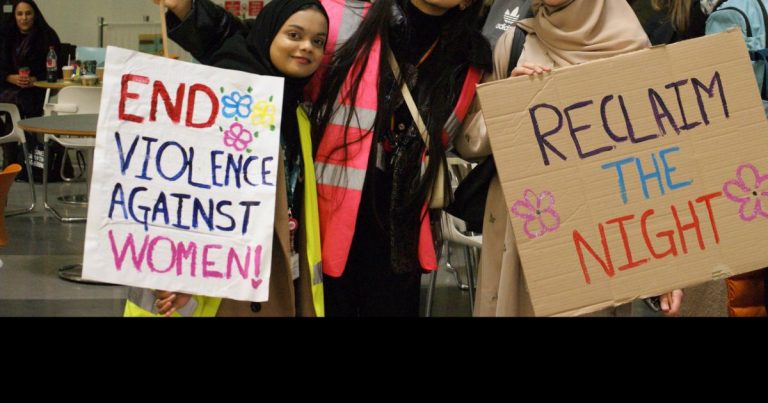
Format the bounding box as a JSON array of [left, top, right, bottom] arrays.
[[282, 142, 302, 210]]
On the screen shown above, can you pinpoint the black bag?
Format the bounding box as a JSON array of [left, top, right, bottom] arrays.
[[444, 27, 528, 233], [445, 156, 496, 233], [13, 134, 73, 183]]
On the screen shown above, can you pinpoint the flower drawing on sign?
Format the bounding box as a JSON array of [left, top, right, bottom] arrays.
[[251, 98, 277, 131], [221, 91, 253, 119], [722, 163, 768, 222], [223, 122, 253, 152], [510, 189, 560, 239]]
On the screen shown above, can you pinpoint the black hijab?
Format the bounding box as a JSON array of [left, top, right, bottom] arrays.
[[6, 0, 55, 37], [245, 0, 328, 93], [1, 0, 60, 90], [241, 0, 328, 166]]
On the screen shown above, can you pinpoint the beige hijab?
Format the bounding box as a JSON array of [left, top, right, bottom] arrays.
[[516, 0, 650, 66]]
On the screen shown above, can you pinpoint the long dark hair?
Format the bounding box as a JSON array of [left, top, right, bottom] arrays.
[[311, 0, 491, 213], [6, 0, 55, 36]]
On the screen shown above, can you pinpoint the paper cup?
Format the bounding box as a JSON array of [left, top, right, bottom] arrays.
[[62, 66, 74, 81]]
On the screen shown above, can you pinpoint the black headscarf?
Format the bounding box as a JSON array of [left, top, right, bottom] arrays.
[[3, 0, 59, 67], [213, 0, 330, 174], [0, 0, 60, 117], [245, 0, 328, 89], [5, 0, 56, 37]]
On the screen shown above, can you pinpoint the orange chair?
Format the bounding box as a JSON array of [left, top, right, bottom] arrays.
[[0, 163, 22, 247], [0, 103, 36, 215], [726, 270, 767, 317]]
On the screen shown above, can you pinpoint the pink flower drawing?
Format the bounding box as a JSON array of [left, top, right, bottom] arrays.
[[223, 122, 253, 152], [722, 163, 768, 222], [510, 189, 560, 239]]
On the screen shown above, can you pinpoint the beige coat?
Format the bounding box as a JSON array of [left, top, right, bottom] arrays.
[[217, 148, 316, 317], [456, 28, 633, 317], [455, 27, 542, 317]]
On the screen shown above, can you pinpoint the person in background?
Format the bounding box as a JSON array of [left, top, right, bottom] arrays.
[[705, 0, 768, 317], [459, 0, 685, 317], [0, 0, 59, 169], [643, 0, 708, 44], [0, 0, 58, 118], [129, 0, 329, 317], [309, 0, 491, 316]]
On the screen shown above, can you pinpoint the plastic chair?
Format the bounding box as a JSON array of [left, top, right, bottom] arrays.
[[0, 104, 36, 216], [425, 157, 482, 316], [44, 85, 101, 181], [0, 164, 22, 250], [42, 86, 101, 222]]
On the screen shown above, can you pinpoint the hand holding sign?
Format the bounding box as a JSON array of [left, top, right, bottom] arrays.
[[155, 290, 192, 317], [510, 62, 551, 78]]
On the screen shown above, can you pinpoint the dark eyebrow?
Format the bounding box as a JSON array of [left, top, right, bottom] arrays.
[[286, 24, 327, 37]]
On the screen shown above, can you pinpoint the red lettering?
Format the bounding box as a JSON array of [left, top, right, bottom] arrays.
[[606, 214, 649, 271], [150, 81, 185, 124], [576, 192, 724, 285], [186, 84, 219, 128], [671, 200, 704, 254], [640, 208, 678, 259], [573, 224, 614, 285], [119, 74, 149, 123], [696, 191, 722, 244]]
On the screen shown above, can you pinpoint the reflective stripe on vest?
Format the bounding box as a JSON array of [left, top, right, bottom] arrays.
[[297, 107, 325, 317], [315, 162, 366, 191], [337, 0, 367, 48], [329, 103, 376, 130], [307, 0, 370, 101], [443, 66, 482, 147]]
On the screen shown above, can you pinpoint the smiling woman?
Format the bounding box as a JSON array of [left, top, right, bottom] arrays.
[[124, 0, 330, 318], [268, 9, 327, 78]]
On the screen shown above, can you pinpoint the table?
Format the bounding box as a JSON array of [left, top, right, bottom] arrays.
[[17, 114, 103, 284], [18, 114, 97, 137]]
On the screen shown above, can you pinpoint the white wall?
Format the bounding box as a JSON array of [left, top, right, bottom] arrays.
[[36, 0, 161, 47], [33, 0, 244, 62]]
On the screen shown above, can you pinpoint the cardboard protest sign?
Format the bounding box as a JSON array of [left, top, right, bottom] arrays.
[[82, 47, 283, 302], [477, 30, 768, 316]]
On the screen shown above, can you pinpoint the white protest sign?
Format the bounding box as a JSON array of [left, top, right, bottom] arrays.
[[82, 47, 283, 302]]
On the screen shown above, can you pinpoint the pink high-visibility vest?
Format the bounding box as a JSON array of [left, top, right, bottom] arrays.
[[315, 0, 482, 277]]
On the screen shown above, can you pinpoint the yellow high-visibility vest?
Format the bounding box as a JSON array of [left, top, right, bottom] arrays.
[[123, 288, 221, 317], [124, 107, 323, 317], [297, 106, 324, 317]]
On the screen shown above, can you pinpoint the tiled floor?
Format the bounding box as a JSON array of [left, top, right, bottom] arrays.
[[0, 178, 727, 317]]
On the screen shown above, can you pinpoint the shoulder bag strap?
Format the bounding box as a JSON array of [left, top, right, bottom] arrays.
[[387, 49, 430, 148]]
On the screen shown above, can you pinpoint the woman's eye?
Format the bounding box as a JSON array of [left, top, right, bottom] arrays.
[[287, 32, 301, 40], [313, 38, 326, 47]]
